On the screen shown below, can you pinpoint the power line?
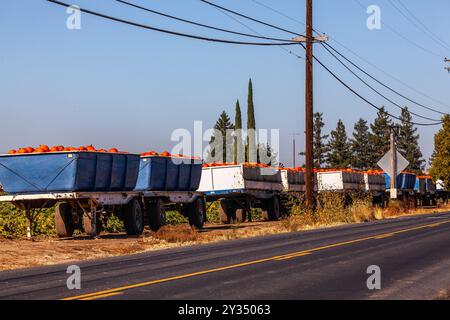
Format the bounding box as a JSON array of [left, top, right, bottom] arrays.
[[249, 0, 325, 36], [46, 0, 298, 46], [115, 0, 297, 43], [298, 43, 442, 127], [393, 0, 450, 51], [352, 0, 444, 59], [247, 0, 450, 110], [320, 43, 442, 122], [210, 3, 304, 60], [198, 0, 444, 125], [199, 0, 303, 37], [328, 37, 450, 110], [323, 42, 448, 116]]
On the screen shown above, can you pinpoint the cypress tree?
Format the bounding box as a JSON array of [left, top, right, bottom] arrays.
[[350, 118, 372, 170], [326, 119, 352, 168], [207, 111, 234, 163], [397, 107, 425, 172], [369, 106, 393, 168], [313, 112, 329, 168], [233, 100, 244, 163], [247, 78, 257, 163]]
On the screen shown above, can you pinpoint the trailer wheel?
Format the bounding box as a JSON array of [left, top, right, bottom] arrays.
[[235, 209, 246, 223], [148, 199, 166, 231], [55, 203, 74, 238], [262, 196, 280, 221], [83, 213, 102, 237], [188, 198, 205, 229], [219, 199, 233, 224], [124, 198, 144, 236]]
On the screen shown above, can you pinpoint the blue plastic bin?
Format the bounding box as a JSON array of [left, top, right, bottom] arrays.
[[135, 156, 167, 191], [165, 157, 179, 191], [109, 154, 140, 191], [176, 157, 191, 191], [0, 152, 97, 194], [124, 154, 140, 191], [189, 159, 203, 191], [95, 153, 113, 191]]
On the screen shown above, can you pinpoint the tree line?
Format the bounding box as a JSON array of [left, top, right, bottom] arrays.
[[207, 79, 276, 165], [206, 79, 449, 187], [311, 106, 424, 172]]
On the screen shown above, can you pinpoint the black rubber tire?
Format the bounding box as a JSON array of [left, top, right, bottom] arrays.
[[188, 198, 205, 229], [235, 209, 246, 223], [148, 199, 166, 231], [124, 198, 144, 236], [219, 199, 233, 224], [262, 196, 280, 221], [82, 213, 102, 237], [55, 203, 74, 238]]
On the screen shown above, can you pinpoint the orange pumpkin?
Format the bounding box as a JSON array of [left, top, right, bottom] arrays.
[[109, 148, 119, 153], [160, 151, 171, 157], [86, 145, 96, 152], [7, 150, 17, 154]]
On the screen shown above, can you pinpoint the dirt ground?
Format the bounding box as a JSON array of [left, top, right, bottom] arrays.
[[1, 205, 449, 271]]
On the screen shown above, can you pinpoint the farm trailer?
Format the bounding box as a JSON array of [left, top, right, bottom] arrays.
[[198, 165, 305, 224], [415, 176, 437, 206], [316, 170, 387, 207], [0, 151, 205, 238], [0, 190, 206, 238]]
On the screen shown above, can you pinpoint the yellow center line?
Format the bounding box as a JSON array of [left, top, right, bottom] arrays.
[[373, 233, 395, 239], [62, 219, 450, 300], [275, 252, 312, 261], [80, 292, 123, 300]]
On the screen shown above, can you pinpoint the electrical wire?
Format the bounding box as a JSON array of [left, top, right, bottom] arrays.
[[247, 0, 450, 109], [210, 3, 304, 60], [320, 43, 442, 122], [323, 42, 448, 116], [115, 0, 298, 43], [298, 43, 443, 127], [46, 0, 299, 46], [388, 0, 450, 52], [199, 0, 303, 37], [352, 0, 444, 59]]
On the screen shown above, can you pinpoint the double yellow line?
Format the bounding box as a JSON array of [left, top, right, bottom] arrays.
[[63, 218, 450, 300]]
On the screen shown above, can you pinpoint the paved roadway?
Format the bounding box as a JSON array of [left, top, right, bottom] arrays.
[[1, 212, 450, 300]]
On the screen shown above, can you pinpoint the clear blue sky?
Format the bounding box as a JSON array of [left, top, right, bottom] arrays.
[[1, 0, 449, 166]]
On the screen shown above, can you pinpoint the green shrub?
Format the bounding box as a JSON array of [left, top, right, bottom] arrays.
[[0, 202, 55, 239], [103, 214, 124, 233], [166, 211, 188, 225]]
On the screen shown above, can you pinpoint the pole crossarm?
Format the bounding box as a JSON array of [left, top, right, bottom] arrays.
[[292, 35, 329, 43]]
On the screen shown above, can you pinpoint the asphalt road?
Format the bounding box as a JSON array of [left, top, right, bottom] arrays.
[[1, 212, 450, 300]]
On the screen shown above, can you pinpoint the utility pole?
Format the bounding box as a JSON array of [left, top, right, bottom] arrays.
[[290, 133, 301, 167], [390, 130, 397, 199], [291, 0, 327, 208], [305, 0, 314, 208]]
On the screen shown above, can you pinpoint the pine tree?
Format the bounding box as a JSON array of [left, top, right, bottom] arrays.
[[326, 119, 351, 168], [429, 115, 450, 190], [369, 106, 393, 168], [207, 111, 234, 163], [350, 118, 372, 170], [233, 100, 244, 163], [313, 112, 329, 168], [247, 78, 257, 163], [397, 107, 425, 172]]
